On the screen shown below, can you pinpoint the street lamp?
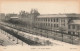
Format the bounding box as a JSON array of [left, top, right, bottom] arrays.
[[22, 34, 24, 46], [56, 29, 59, 39], [16, 38, 18, 44], [12, 36, 15, 41], [16, 28, 19, 44], [40, 24, 42, 36]]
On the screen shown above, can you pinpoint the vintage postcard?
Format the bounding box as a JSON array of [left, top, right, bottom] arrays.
[[0, 0, 80, 51]]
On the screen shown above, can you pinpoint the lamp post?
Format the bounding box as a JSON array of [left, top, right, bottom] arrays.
[[58, 27, 66, 41], [55, 29, 59, 40], [40, 24, 42, 36], [12, 36, 15, 41], [22, 40, 23, 46], [16, 30, 19, 44], [16, 26, 19, 44], [16, 38, 18, 44], [47, 30, 48, 38], [22, 35, 24, 46]]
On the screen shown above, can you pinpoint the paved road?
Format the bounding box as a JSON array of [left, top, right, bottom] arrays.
[[0, 29, 27, 46], [0, 32, 16, 46]]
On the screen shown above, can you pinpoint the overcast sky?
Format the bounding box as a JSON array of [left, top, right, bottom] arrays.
[[1, 1, 79, 14]]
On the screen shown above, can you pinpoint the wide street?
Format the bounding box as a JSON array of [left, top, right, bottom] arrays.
[[0, 29, 27, 46]]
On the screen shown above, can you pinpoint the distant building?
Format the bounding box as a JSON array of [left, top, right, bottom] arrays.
[[68, 20, 80, 36], [5, 13, 18, 21], [0, 13, 5, 20]]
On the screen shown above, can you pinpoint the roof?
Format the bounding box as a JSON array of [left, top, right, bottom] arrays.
[[69, 20, 80, 24], [37, 14, 80, 18], [37, 14, 67, 18], [10, 17, 19, 19], [66, 14, 80, 17]]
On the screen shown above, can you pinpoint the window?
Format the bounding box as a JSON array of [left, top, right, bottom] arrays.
[[72, 25, 75, 29], [73, 32, 75, 35], [77, 25, 80, 30], [46, 23, 47, 26], [61, 18, 65, 22], [44, 19, 45, 21], [56, 18, 58, 22], [54, 18, 55, 22], [51, 18, 52, 22], [51, 24, 52, 27], [48, 23, 50, 26], [61, 24, 65, 26], [54, 24, 56, 27], [46, 18, 47, 21], [48, 18, 49, 21], [54, 24, 58, 27], [68, 25, 71, 29], [75, 32, 79, 35], [64, 24, 65, 26], [68, 31, 71, 34], [57, 24, 59, 27]]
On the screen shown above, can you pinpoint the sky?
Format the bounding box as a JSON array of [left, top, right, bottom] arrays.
[[0, 1, 79, 14]]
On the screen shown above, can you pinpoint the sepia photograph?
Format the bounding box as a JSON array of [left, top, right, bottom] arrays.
[[0, 0, 80, 51]]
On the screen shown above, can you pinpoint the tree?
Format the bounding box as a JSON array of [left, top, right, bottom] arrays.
[[19, 11, 29, 17], [30, 9, 40, 16]]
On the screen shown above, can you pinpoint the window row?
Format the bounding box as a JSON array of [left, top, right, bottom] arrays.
[[36, 18, 59, 22], [68, 31, 80, 36], [35, 23, 59, 27], [68, 25, 80, 30]]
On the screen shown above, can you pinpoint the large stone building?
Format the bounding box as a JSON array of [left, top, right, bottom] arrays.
[[0, 13, 5, 21], [35, 14, 68, 32], [34, 13, 80, 35], [34, 13, 80, 44]]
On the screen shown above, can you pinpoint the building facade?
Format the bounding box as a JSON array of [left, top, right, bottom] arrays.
[[34, 14, 80, 35], [68, 20, 80, 37], [34, 14, 68, 32]]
